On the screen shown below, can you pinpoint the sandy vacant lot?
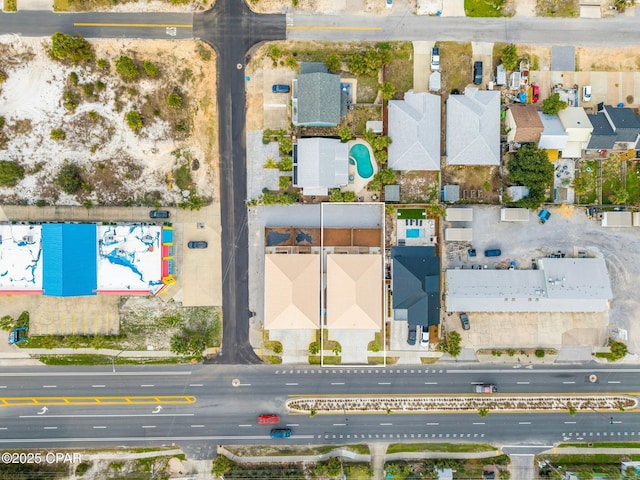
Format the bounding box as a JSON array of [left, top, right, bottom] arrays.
[[0, 36, 218, 206]]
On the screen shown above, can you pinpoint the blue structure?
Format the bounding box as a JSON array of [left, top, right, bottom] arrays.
[[42, 224, 97, 297]]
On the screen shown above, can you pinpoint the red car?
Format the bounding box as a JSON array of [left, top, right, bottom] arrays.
[[531, 85, 540, 103], [257, 414, 279, 425]]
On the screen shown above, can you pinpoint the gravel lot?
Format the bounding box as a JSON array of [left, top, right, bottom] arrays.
[[443, 205, 640, 354]]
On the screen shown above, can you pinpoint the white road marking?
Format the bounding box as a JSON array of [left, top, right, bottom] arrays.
[[424, 382, 438, 385], [427, 423, 439, 426], [562, 381, 575, 384], [0, 427, 7, 430], [20, 414, 194, 419], [564, 421, 577, 424], [333, 423, 346, 426], [380, 423, 393, 426], [238, 425, 252, 427], [141, 426, 156, 429], [191, 425, 205, 428], [0, 371, 192, 377], [141, 384, 155, 387], [378, 382, 391, 385], [0, 386, 5, 388], [473, 422, 485, 425], [286, 424, 299, 427], [42, 385, 56, 388], [517, 381, 530, 385], [285, 383, 299, 386], [189, 384, 203, 387], [331, 382, 345, 385], [43, 427, 57, 430], [91, 385, 106, 388], [519, 422, 531, 425], [608, 381, 621, 384], [612, 421, 623, 424], [93, 426, 106, 429]]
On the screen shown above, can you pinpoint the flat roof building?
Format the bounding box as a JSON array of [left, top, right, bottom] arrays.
[[602, 211, 633, 227], [445, 208, 473, 222], [0, 225, 43, 293], [446, 257, 612, 312], [444, 227, 473, 242], [500, 208, 530, 222]]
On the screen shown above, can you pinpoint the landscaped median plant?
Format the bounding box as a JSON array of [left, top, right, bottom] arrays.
[[285, 394, 636, 415]]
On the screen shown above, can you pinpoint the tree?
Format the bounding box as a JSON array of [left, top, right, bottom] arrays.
[[608, 338, 628, 360], [325, 53, 342, 73], [125, 111, 144, 132], [166, 92, 183, 108], [338, 126, 353, 143], [329, 189, 344, 202], [115, 55, 139, 80], [478, 407, 489, 417], [55, 161, 83, 194], [572, 173, 591, 197], [508, 144, 554, 209], [542, 92, 568, 114], [277, 156, 292, 171], [567, 404, 577, 416], [142, 60, 159, 77], [0, 160, 24, 187], [441, 331, 462, 357], [50, 128, 65, 141], [342, 191, 357, 202], [380, 82, 396, 101], [501, 44, 518, 71], [50, 33, 94, 64], [324, 457, 343, 478], [309, 341, 320, 355], [368, 168, 396, 191]]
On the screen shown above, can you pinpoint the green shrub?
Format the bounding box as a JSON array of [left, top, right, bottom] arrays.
[[125, 111, 144, 132], [142, 61, 159, 77], [309, 342, 320, 355], [50, 128, 66, 141], [278, 176, 292, 190], [55, 161, 84, 194], [50, 32, 95, 64], [535, 349, 545, 358], [75, 462, 91, 477], [115, 55, 139, 80], [196, 43, 212, 61], [96, 58, 109, 70], [82, 83, 95, 97], [277, 156, 292, 171], [166, 92, 183, 108], [68, 71, 79, 85], [325, 53, 342, 72], [0, 160, 25, 187], [95, 80, 106, 92]]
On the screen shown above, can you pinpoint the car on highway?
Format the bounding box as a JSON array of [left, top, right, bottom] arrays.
[[149, 210, 170, 219], [272, 84, 290, 94], [407, 324, 417, 345], [420, 328, 429, 347], [473, 61, 483, 85], [258, 414, 279, 425], [8, 325, 27, 345], [270, 428, 291, 438], [460, 313, 470, 331], [187, 241, 208, 249]]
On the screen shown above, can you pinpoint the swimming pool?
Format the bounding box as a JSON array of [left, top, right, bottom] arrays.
[[406, 228, 425, 238], [349, 144, 374, 179]]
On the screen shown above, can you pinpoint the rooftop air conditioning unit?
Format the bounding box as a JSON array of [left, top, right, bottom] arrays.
[[105, 235, 115, 242], [23, 236, 32, 242]]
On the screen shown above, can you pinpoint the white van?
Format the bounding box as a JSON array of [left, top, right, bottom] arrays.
[[582, 85, 592, 102]]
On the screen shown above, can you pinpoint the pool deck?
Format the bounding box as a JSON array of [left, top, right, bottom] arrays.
[[343, 139, 378, 200]]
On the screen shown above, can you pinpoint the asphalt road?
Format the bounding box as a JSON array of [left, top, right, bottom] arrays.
[[194, 2, 285, 364], [288, 14, 640, 46], [0, 364, 638, 451]]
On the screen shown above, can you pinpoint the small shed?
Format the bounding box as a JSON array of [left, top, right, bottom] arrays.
[[445, 228, 473, 242], [429, 71, 441, 92], [445, 208, 473, 222], [365, 120, 383, 134], [442, 185, 460, 203], [495, 64, 506, 86], [384, 184, 400, 202], [602, 211, 632, 227], [500, 208, 530, 222]]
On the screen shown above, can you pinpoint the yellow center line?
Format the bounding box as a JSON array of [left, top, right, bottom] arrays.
[[73, 23, 192, 28], [0, 396, 196, 407], [287, 25, 382, 31]]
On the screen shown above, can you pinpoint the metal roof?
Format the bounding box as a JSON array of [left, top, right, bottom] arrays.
[[500, 208, 530, 222], [444, 228, 473, 242], [445, 207, 473, 222], [293, 138, 349, 196], [537, 112, 569, 150]]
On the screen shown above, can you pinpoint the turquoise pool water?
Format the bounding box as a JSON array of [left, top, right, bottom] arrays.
[[349, 144, 374, 179], [406, 229, 424, 238]]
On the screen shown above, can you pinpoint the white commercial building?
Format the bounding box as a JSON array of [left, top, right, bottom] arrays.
[[446, 257, 612, 313]]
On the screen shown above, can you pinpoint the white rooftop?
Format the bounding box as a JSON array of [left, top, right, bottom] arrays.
[[446, 257, 612, 312], [0, 224, 43, 291], [96, 225, 163, 294]]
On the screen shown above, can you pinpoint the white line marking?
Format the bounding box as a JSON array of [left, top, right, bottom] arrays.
[[427, 422, 439, 426], [141, 384, 155, 387], [20, 414, 194, 419], [331, 382, 345, 385], [473, 422, 485, 425], [378, 382, 391, 385], [562, 381, 575, 384], [91, 385, 106, 388], [608, 381, 621, 384], [517, 381, 530, 385], [285, 383, 299, 386], [238, 424, 252, 427], [0, 371, 192, 377], [519, 422, 531, 425], [0, 386, 5, 388], [191, 425, 205, 428], [564, 421, 576, 424], [286, 424, 299, 427], [424, 382, 438, 385], [612, 421, 622, 424], [43, 427, 57, 430], [93, 426, 106, 429], [380, 423, 393, 426], [189, 384, 203, 387], [333, 423, 346, 426], [141, 426, 156, 429], [42, 385, 57, 388]]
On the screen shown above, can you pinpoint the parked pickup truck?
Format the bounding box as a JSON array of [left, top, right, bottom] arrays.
[[474, 384, 497, 394]]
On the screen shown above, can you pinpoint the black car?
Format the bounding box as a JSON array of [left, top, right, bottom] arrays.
[[460, 313, 470, 331], [407, 324, 417, 345], [473, 61, 483, 85], [149, 210, 170, 219], [187, 241, 208, 249]]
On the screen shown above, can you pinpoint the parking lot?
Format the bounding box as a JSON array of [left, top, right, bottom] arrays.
[[443, 205, 640, 355]]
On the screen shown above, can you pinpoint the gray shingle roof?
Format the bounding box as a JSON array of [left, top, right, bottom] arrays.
[[388, 92, 441, 171], [446, 89, 500, 166], [586, 113, 615, 150], [294, 73, 341, 127], [604, 105, 640, 143]]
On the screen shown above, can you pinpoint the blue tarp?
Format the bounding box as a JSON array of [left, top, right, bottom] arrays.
[[42, 224, 97, 297]]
